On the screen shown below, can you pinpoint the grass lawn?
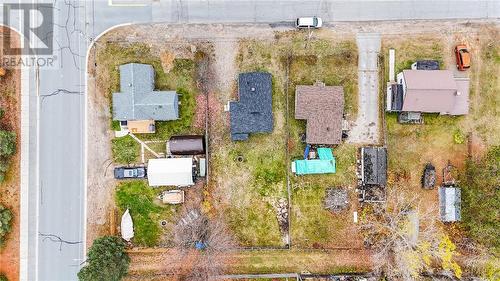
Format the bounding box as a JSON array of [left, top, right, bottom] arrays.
[[226, 249, 370, 274], [290, 145, 360, 248], [115, 181, 179, 247], [112, 135, 140, 165], [95, 43, 199, 142]]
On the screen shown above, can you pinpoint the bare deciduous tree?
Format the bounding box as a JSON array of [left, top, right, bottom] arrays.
[[360, 188, 462, 280], [171, 207, 236, 281]]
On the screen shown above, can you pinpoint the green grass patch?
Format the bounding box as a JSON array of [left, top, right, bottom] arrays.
[[386, 113, 466, 177], [111, 120, 121, 131], [115, 181, 178, 247], [112, 135, 140, 164], [469, 38, 500, 144], [214, 132, 287, 247]]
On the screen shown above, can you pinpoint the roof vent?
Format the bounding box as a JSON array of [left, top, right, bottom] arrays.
[[251, 87, 256, 92], [128, 83, 133, 87], [456, 91, 461, 96]]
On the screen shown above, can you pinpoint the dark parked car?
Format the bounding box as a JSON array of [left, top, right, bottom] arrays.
[[411, 60, 440, 70], [421, 163, 436, 189], [114, 166, 146, 179]]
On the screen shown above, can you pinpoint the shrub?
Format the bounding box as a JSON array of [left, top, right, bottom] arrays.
[[0, 129, 16, 182], [111, 120, 121, 131], [0, 205, 13, 246], [78, 236, 129, 281], [0, 273, 8, 281], [111, 135, 139, 164], [453, 129, 465, 144]]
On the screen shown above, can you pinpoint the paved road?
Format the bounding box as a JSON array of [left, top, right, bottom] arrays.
[[348, 33, 381, 144], [0, 0, 497, 280]]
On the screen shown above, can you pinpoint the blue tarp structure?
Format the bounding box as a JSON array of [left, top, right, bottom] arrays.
[[195, 241, 206, 250], [294, 159, 336, 175], [293, 147, 336, 175], [317, 148, 334, 160]]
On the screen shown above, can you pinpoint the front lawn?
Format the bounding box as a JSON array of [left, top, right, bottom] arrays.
[[112, 135, 140, 165]]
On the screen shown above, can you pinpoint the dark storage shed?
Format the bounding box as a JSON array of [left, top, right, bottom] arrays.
[[167, 135, 205, 155], [361, 147, 387, 186]]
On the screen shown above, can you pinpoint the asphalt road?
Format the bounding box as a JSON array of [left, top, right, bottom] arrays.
[[1, 0, 497, 280]]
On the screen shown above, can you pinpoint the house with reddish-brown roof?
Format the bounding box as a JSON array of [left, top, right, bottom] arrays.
[[295, 82, 344, 145], [388, 70, 469, 115]]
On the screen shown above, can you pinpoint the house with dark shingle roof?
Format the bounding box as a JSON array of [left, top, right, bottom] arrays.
[[295, 82, 344, 145], [112, 63, 179, 133], [230, 72, 273, 141]]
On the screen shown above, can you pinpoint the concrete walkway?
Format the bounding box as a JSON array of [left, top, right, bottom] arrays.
[[348, 33, 381, 144]]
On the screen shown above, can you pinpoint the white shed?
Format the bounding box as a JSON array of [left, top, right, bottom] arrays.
[[147, 157, 194, 187]]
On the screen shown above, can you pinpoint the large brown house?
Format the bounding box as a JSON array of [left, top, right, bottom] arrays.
[[295, 82, 344, 145]]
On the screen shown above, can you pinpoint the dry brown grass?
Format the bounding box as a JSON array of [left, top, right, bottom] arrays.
[[0, 26, 21, 281]]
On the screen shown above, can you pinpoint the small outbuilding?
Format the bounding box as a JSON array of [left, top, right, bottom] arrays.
[[147, 157, 194, 187], [167, 135, 205, 155], [292, 147, 336, 175], [438, 186, 461, 222], [361, 147, 387, 186], [359, 147, 387, 202]]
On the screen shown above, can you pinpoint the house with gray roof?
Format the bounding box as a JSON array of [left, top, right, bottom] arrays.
[[229, 72, 273, 141], [112, 63, 179, 123]]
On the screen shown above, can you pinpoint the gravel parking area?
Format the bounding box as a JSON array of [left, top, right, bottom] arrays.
[[348, 33, 381, 144]]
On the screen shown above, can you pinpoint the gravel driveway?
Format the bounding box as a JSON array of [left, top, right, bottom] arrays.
[[348, 33, 381, 144]]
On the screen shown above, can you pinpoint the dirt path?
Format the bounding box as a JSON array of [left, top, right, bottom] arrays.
[[85, 48, 118, 246], [0, 27, 21, 281]]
